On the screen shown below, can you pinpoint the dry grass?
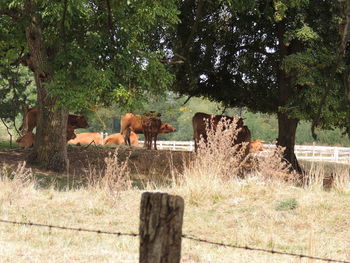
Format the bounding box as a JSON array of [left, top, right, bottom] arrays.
[[86, 149, 132, 205], [1, 126, 350, 262]]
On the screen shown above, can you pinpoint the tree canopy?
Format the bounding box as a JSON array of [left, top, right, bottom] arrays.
[[169, 0, 347, 126], [1, 0, 179, 110], [1, 0, 350, 173], [164, 0, 350, 172], [0, 0, 179, 171]]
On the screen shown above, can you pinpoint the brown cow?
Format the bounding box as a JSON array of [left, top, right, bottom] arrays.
[[240, 139, 265, 169], [68, 132, 103, 145], [16, 132, 35, 149], [19, 107, 88, 141], [142, 112, 162, 150], [120, 112, 176, 146], [67, 124, 77, 141], [192, 112, 251, 152], [20, 107, 38, 133], [104, 132, 139, 146], [68, 114, 89, 129], [247, 139, 264, 153]]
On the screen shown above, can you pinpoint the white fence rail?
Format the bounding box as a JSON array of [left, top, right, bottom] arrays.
[[139, 141, 350, 164]]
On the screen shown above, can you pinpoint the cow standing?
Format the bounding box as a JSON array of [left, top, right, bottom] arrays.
[[141, 112, 162, 150], [120, 112, 176, 147], [192, 112, 251, 152], [19, 107, 89, 141]]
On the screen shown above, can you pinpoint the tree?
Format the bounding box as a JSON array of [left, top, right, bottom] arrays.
[[0, 0, 179, 171], [0, 62, 35, 143], [166, 0, 349, 173]]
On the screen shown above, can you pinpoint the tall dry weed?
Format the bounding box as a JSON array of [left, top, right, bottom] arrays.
[[301, 161, 350, 192], [254, 146, 297, 183], [86, 149, 131, 203], [302, 162, 325, 190], [332, 168, 350, 192], [176, 117, 249, 204], [193, 117, 247, 179], [0, 161, 36, 202], [174, 117, 300, 204]]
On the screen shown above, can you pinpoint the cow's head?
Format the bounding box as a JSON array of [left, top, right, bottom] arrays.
[[144, 111, 161, 118], [248, 139, 264, 153], [159, 123, 176, 134], [75, 115, 89, 128], [69, 114, 89, 128]]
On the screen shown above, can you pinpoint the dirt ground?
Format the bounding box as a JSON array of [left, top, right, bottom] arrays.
[[0, 145, 193, 185]]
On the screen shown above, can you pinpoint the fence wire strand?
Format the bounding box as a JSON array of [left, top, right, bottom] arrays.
[[0, 219, 138, 237], [182, 234, 350, 263], [1, 218, 349, 263]]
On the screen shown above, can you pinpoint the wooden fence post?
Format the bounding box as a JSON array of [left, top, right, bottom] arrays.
[[139, 192, 184, 263]]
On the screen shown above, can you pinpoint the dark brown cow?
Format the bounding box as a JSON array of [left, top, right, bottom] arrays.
[[68, 114, 89, 129], [19, 107, 88, 141], [192, 112, 251, 152], [120, 112, 176, 146], [142, 112, 162, 150]]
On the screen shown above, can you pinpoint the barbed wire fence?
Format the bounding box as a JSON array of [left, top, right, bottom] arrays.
[[1, 193, 350, 263]]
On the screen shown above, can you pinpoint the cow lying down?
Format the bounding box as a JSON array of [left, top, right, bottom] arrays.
[[67, 132, 140, 146], [16, 132, 35, 149], [104, 132, 139, 146], [67, 132, 104, 145]]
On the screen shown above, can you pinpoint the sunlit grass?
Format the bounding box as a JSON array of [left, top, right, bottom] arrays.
[[1, 124, 350, 262]]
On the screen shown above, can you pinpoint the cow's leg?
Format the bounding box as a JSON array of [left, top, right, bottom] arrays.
[[147, 132, 152, 150], [125, 127, 131, 146], [143, 128, 149, 149], [153, 134, 158, 150], [143, 130, 147, 148]]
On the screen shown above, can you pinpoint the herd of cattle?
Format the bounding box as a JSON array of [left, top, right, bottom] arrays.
[[16, 108, 264, 155]]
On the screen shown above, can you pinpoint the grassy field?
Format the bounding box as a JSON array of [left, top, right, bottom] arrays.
[[0, 125, 350, 263]]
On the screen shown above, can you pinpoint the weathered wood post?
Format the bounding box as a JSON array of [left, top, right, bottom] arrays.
[[139, 192, 184, 263]]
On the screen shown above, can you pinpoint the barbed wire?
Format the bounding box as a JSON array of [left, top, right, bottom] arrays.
[[1, 218, 349, 263], [0, 219, 138, 237], [182, 234, 350, 263]]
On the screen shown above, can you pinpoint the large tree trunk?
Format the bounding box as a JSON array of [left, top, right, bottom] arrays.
[[276, 21, 303, 174], [277, 113, 302, 174], [24, 0, 69, 172]]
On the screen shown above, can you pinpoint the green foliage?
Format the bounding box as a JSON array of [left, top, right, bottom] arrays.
[[275, 199, 298, 211], [0, 64, 36, 130], [167, 0, 348, 137], [1, 0, 180, 113]]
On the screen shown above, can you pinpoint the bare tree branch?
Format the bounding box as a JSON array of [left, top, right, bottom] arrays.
[[61, 0, 68, 49], [159, 59, 184, 64], [106, 0, 113, 31], [0, 118, 13, 147]]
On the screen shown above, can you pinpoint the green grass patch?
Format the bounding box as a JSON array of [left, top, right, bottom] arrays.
[[275, 198, 298, 211], [0, 140, 17, 150]]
